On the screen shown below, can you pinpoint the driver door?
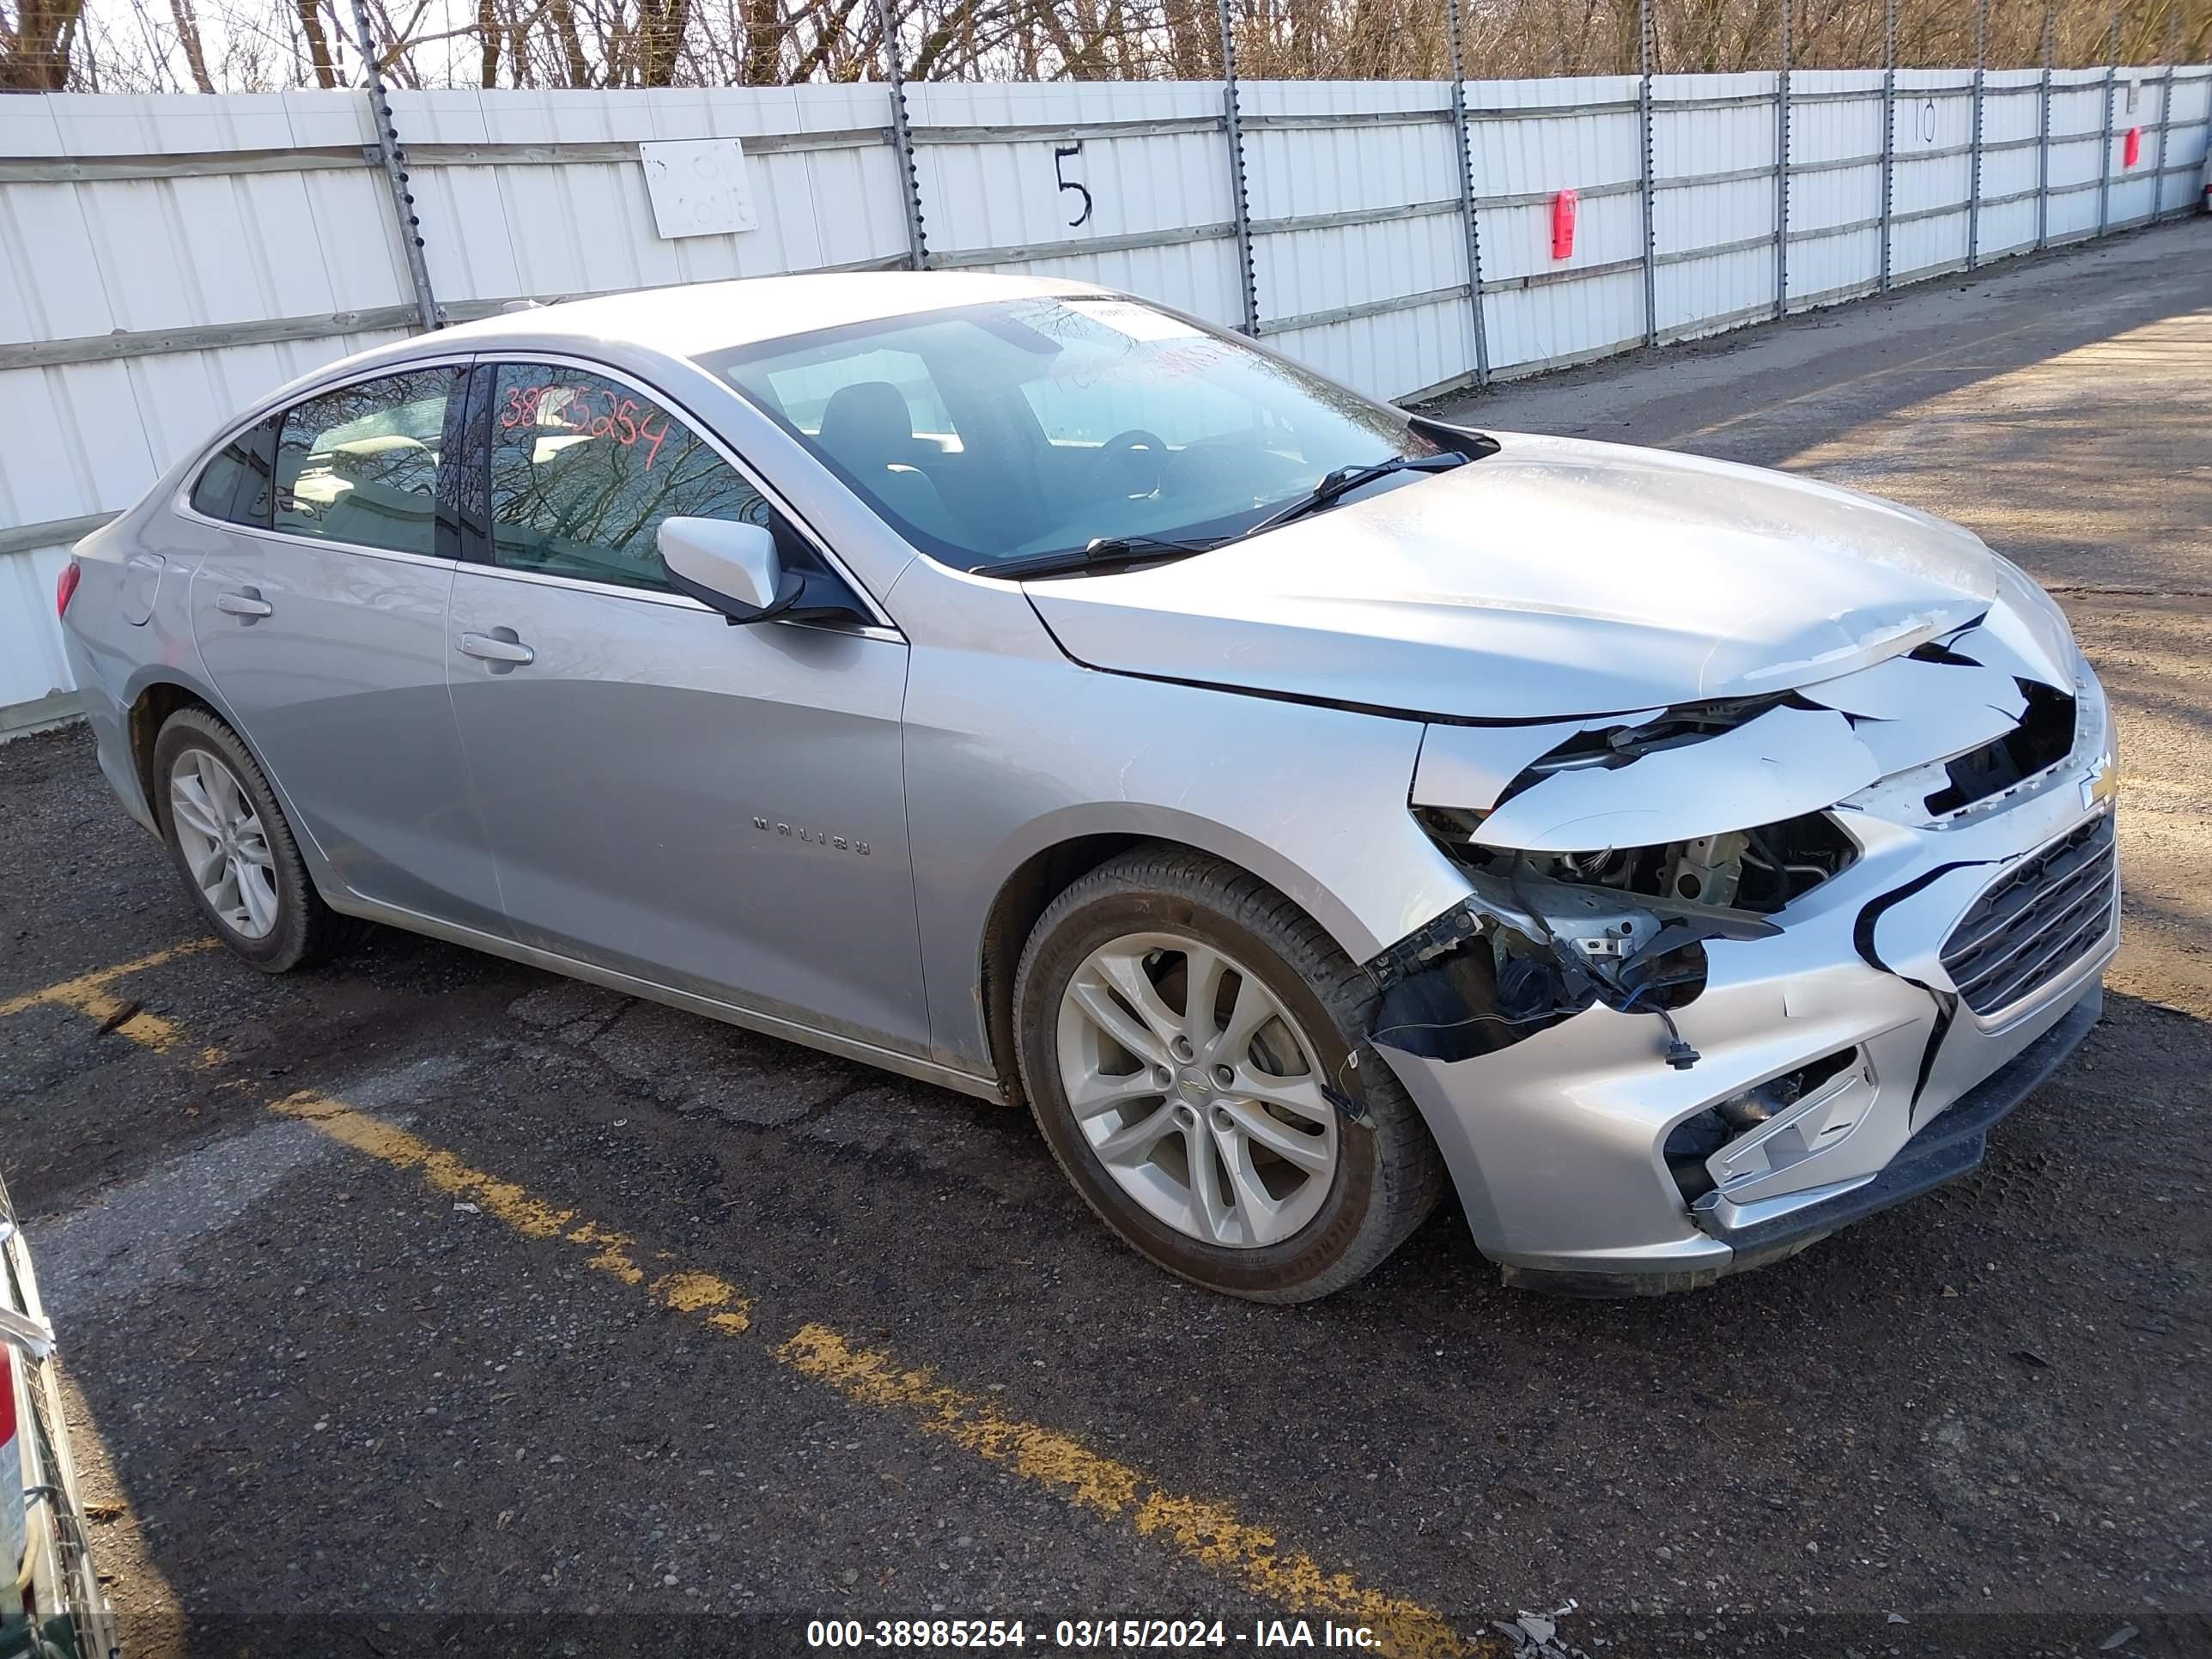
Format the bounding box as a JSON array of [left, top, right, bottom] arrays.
[[443, 357, 931, 1057]]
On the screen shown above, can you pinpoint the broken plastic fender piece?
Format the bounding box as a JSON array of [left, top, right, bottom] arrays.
[[1858, 860, 1992, 995], [1796, 652, 2025, 722], [1366, 901, 1596, 1063], [1410, 710, 1662, 811], [1471, 705, 1881, 854]]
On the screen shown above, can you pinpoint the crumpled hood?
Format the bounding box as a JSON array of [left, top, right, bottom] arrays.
[[1024, 431, 1999, 721]]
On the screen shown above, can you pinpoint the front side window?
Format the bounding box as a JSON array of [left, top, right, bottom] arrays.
[[708, 296, 1446, 571], [274, 369, 459, 556], [485, 363, 773, 594]]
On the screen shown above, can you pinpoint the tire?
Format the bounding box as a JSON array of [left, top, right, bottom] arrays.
[[1013, 845, 1445, 1303], [151, 707, 350, 972]]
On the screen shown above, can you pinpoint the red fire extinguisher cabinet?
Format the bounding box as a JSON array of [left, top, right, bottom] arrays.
[[1552, 189, 1578, 260]]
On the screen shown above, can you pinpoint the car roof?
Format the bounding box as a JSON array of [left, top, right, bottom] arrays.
[[434, 271, 1109, 361]]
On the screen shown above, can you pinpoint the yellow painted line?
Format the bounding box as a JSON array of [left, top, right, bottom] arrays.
[[265, 1091, 750, 1330], [0, 939, 218, 1048], [285, 1106, 1468, 1654], [781, 1325, 1481, 1658], [19, 946, 1480, 1652], [267, 1089, 1470, 1650]]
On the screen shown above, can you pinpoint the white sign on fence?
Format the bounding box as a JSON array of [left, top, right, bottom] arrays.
[[640, 137, 759, 240]]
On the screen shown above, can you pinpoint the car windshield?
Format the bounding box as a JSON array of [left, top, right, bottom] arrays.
[[708, 297, 1450, 572]]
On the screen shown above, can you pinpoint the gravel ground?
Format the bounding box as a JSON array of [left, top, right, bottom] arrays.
[[2, 220, 2207, 1659]]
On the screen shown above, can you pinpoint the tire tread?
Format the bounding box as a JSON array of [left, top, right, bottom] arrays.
[[153, 707, 354, 973], [1013, 842, 1446, 1303]]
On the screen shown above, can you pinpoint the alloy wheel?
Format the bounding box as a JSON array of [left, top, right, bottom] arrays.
[[168, 748, 280, 940], [1054, 931, 1340, 1249]]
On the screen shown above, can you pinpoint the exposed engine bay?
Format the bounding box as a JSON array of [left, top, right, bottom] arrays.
[[1381, 805, 1861, 1066], [1370, 605, 2089, 1076]]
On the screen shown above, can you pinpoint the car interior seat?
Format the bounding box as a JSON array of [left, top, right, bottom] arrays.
[[813, 381, 964, 545]]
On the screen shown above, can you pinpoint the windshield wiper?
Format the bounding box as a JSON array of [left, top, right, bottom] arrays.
[[972, 452, 1468, 580], [978, 535, 1224, 582], [1243, 452, 1469, 538]]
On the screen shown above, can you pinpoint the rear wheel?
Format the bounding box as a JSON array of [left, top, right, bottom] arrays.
[[1013, 847, 1444, 1303], [152, 708, 349, 972]]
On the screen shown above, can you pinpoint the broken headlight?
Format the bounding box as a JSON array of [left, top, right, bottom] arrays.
[[1372, 812, 1857, 1069], [1413, 808, 1859, 915]]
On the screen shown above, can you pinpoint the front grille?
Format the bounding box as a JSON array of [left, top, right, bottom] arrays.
[[1940, 811, 2118, 1017]]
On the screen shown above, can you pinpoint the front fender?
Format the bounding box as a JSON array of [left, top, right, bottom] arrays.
[[902, 641, 1472, 1073]]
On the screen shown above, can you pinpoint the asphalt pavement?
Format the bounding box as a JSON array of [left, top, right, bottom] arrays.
[[2, 219, 2207, 1659]]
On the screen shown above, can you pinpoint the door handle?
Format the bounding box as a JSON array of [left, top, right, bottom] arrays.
[[459, 629, 536, 666], [216, 588, 272, 618]]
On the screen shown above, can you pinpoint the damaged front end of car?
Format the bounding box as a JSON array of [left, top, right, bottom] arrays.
[[1363, 580, 2118, 1296]]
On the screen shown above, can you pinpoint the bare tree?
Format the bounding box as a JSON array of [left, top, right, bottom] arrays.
[[2, 0, 88, 86], [27, 0, 2212, 91]]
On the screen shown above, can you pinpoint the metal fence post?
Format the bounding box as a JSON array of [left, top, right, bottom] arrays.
[[1773, 0, 1790, 318], [1444, 0, 1492, 385], [1216, 0, 1259, 336], [1967, 0, 1989, 268], [2153, 8, 2181, 217], [873, 0, 927, 271], [2096, 0, 2118, 237], [1879, 0, 1896, 290], [1639, 0, 1658, 344], [2036, 6, 2054, 249], [347, 0, 440, 331]]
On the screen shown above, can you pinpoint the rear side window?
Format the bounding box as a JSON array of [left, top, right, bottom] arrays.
[[189, 416, 279, 526], [485, 363, 776, 594], [273, 368, 459, 556]]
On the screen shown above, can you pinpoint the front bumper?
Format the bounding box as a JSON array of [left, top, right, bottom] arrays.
[[1378, 663, 2118, 1293], [1498, 981, 2100, 1295]]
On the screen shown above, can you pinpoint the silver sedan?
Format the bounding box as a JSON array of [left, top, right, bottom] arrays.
[[58, 275, 2117, 1301]]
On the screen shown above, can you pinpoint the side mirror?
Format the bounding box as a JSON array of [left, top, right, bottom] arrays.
[[659, 517, 805, 625]]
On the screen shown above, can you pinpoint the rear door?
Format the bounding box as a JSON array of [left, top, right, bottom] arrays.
[[187, 362, 507, 934], [443, 356, 929, 1056]]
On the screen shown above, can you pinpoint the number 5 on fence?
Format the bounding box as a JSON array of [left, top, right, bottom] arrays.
[[1054, 143, 1094, 229]]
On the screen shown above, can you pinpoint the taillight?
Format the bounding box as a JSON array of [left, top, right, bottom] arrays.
[[56, 559, 82, 620], [0, 1344, 14, 1448]]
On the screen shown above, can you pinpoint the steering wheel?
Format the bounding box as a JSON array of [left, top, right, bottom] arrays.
[[1098, 428, 1170, 499]]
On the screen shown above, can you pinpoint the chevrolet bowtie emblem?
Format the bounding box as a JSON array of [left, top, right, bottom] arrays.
[[2081, 752, 2118, 810]]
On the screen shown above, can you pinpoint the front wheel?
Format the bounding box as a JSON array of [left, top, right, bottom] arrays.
[[1012, 847, 1445, 1303]]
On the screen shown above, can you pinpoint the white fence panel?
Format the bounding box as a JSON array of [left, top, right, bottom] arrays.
[[1889, 71, 1973, 279], [1978, 72, 2045, 258], [0, 92, 431, 712], [2104, 70, 2162, 227], [2157, 71, 2201, 211], [1, 546, 75, 716], [1651, 74, 1778, 338], [1471, 76, 1644, 370], [4, 65, 2208, 717], [400, 86, 909, 305], [2046, 72, 2111, 242], [1789, 71, 1884, 305], [2167, 70, 2212, 212], [1243, 81, 1474, 399], [908, 81, 1243, 332]]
